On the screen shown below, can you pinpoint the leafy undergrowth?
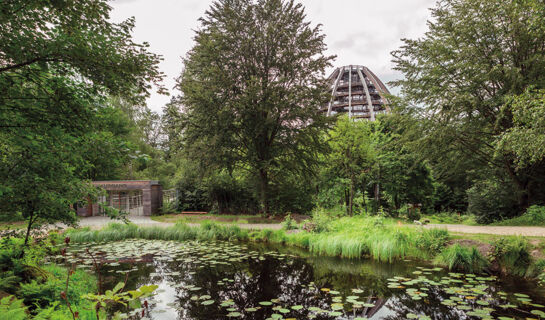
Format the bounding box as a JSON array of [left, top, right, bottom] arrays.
[[492, 205, 545, 226], [420, 212, 478, 226]]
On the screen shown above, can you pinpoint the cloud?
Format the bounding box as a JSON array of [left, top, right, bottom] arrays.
[[109, 0, 437, 111]]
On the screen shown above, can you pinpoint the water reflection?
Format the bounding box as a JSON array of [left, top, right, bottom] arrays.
[[68, 240, 545, 320]]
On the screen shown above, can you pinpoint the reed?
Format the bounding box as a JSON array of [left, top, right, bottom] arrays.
[[434, 244, 488, 273]]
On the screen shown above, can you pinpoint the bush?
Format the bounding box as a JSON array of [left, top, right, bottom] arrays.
[[467, 179, 521, 224], [281, 214, 298, 231], [490, 237, 532, 276], [494, 205, 545, 226], [435, 244, 488, 273], [415, 228, 449, 256]]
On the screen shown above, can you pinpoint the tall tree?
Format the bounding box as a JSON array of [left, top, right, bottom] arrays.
[[178, 0, 334, 213], [391, 0, 545, 217], [0, 0, 164, 249], [326, 117, 376, 216]]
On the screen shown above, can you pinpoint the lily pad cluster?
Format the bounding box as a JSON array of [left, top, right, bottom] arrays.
[[53, 239, 545, 320], [388, 267, 545, 320]]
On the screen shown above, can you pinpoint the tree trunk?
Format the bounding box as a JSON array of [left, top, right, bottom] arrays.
[[21, 210, 35, 258], [349, 176, 355, 216], [258, 169, 270, 214]]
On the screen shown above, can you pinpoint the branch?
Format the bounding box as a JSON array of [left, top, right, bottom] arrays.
[[0, 57, 47, 73]]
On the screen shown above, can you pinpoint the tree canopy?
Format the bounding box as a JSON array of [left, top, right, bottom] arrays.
[[391, 0, 545, 221], [177, 0, 334, 213], [0, 0, 164, 246]]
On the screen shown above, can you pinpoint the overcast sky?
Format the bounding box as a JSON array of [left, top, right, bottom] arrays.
[[110, 0, 437, 113]]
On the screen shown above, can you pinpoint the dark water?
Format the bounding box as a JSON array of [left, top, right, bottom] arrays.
[[62, 239, 545, 320]]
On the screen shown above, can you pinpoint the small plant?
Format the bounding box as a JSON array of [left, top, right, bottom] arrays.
[[281, 214, 298, 231], [0, 295, 27, 319], [82, 282, 158, 320]]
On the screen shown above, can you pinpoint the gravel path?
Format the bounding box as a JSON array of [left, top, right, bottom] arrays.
[[424, 224, 545, 237]]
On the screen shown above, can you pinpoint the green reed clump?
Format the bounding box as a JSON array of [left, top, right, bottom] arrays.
[[415, 228, 450, 257], [435, 244, 488, 273], [491, 237, 532, 276], [68, 222, 249, 243]]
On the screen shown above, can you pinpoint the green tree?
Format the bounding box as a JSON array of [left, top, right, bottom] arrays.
[[178, 0, 334, 213], [326, 117, 376, 216], [499, 89, 545, 168], [391, 0, 545, 219], [0, 0, 163, 249]]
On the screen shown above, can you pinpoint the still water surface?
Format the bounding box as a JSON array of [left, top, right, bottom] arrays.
[[64, 239, 545, 320]]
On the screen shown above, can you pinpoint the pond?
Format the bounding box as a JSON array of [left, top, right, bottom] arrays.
[[58, 239, 545, 320]]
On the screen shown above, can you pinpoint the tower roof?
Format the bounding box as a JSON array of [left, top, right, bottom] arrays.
[[322, 65, 390, 120]]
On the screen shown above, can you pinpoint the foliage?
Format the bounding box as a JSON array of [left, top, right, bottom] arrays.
[[0, 296, 27, 320], [499, 89, 545, 168], [324, 116, 377, 215], [415, 228, 449, 256], [18, 264, 96, 312], [467, 178, 521, 224], [177, 0, 333, 213], [391, 0, 545, 219], [0, 0, 164, 249], [82, 282, 157, 320], [421, 212, 478, 225], [493, 205, 545, 226], [317, 116, 436, 216], [281, 214, 298, 231], [490, 237, 532, 276], [435, 244, 489, 273]]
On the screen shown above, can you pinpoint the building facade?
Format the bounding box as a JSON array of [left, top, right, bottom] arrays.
[[77, 180, 163, 217], [322, 65, 390, 120]]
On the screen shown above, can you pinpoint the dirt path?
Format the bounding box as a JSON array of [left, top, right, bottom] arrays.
[[424, 224, 545, 237]]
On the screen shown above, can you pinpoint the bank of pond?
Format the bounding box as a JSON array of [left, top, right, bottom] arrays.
[[2, 217, 545, 319]]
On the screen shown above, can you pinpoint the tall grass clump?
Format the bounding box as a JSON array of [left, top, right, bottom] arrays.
[[415, 228, 449, 257], [490, 237, 532, 276], [435, 244, 488, 273], [68, 222, 249, 243]]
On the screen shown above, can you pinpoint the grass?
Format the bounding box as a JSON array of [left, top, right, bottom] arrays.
[[151, 213, 278, 224], [420, 212, 478, 225], [491, 205, 545, 226], [0, 221, 26, 231], [69, 216, 450, 263], [434, 244, 489, 273], [68, 221, 250, 243], [66, 214, 545, 279]]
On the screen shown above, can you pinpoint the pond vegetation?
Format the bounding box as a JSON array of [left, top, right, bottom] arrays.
[[51, 239, 545, 320]]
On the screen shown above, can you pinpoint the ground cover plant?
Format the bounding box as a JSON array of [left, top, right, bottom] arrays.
[[492, 206, 545, 227]]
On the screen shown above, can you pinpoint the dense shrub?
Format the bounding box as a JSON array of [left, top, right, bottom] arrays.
[[467, 179, 521, 224], [415, 228, 449, 255], [490, 237, 532, 276], [494, 205, 545, 226]]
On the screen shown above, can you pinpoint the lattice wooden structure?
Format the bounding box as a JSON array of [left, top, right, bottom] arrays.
[[322, 65, 391, 120]]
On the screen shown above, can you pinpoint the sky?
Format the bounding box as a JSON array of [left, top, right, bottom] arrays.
[[110, 0, 437, 113]]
